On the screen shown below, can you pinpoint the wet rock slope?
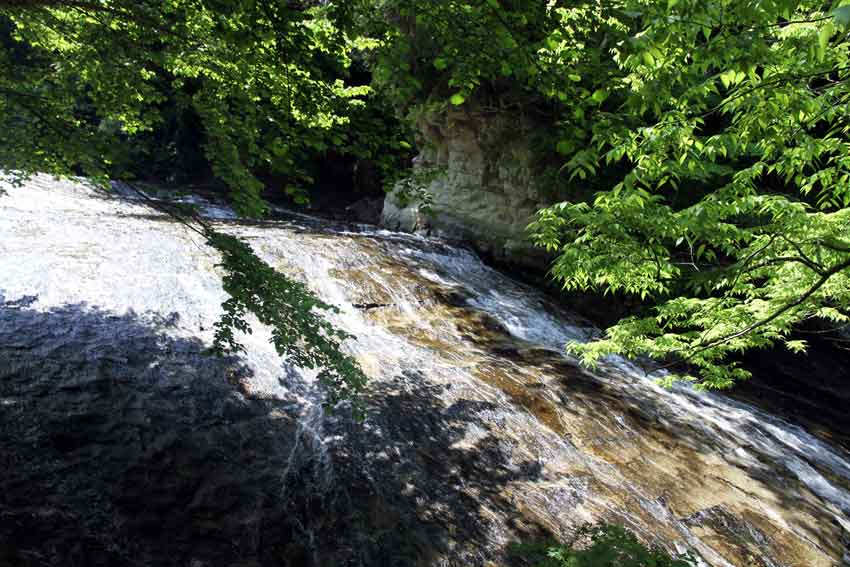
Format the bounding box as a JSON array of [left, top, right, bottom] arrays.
[[1, 176, 849, 566]]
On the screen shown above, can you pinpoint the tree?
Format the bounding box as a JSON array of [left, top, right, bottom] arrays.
[[529, 0, 850, 387], [0, 0, 373, 213], [0, 0, 371, 410], [364, 0, 850, 389]]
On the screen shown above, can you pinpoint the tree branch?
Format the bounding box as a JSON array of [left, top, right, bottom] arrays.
[[659, 255, 850, 373]]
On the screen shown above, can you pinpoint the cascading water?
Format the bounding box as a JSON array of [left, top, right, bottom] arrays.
[[1, 175, 849, 566]]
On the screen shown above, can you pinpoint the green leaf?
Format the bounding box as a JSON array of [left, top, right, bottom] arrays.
[[833, 5, 850, 26], [449, 92, 466, 105], [434, 57, 448, 70], [556, 140, 575, 154], [719, 69, 737, 88], [818, 21, 834, 61], [590, 88, 609, 104]]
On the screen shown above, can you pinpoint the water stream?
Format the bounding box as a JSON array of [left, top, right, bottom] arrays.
[[1, 175, 849, 566]]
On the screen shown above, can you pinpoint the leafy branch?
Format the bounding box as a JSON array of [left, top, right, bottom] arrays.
[[125, 183, 367, 416], [207, 231, 367, 416]]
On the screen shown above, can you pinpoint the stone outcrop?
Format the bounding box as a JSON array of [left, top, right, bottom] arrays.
[[381, 106, 563, 268]]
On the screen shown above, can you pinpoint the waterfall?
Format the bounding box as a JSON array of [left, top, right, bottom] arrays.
[[2, 174, 849, 566]]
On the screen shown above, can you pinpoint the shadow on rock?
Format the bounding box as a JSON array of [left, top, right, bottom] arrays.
[[319, 372, 547, 567], [0, 299, 327, 567], [0, 299, 546, 567]]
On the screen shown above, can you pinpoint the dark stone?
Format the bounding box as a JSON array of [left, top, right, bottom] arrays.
[[345, 196, 385, 225]]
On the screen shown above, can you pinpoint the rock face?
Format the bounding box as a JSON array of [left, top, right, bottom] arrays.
[[381, 107, 559, 268]]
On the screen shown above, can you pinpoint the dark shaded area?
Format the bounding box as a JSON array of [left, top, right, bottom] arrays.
[[292, 153, 388, 224], [319, 372, 548, 566], [0, 299, 306, 566], [0, 298, 547, 566], [733, 331, 850, 451]]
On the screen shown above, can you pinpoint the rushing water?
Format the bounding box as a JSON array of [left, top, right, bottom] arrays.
[[2, 175, 850, 566]]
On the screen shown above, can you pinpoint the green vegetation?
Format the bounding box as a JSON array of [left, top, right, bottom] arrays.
[[208, 230, 367, 415], [362, 0, 850, 389], [1, 1, 351, 213], [529, 0, 850, 388], [512, 524, 696, 567], [2, 0, 850, 394]]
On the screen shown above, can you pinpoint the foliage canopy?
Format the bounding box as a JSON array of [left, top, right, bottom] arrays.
[[0, 0, 371, 214], [534, 0, 850, 387], [362, 0, 850, 388]]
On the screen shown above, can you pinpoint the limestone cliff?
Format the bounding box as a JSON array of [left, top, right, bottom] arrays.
[[381, 106, 565, 268]]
